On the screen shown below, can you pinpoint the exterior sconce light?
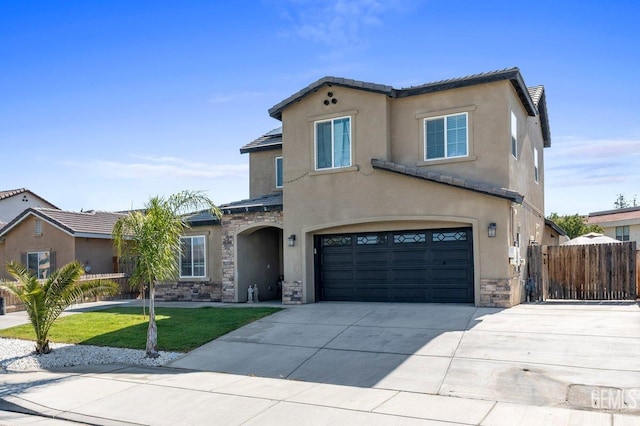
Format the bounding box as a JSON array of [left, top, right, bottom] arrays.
[[488, 223, 497, 238], [288, 234, 296, 247]]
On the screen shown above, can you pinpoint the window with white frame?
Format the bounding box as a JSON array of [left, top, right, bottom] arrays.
[[534, 147, 539, 183], [424, 113, 468, 160], [315, 116, 351, 169], [616, 226, 630, 242], [180, 236, 206, 277], [275, 156, 283, 188], [27, 251, 50, 279], [511, 111, 517, 158]]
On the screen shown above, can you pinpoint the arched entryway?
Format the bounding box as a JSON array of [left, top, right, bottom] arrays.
[[236, 225, 284, 302]]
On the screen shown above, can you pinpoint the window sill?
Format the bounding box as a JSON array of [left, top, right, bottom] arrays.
[[417, 155, 477, 166], [178, 277, 209, 282], [310, 165, 359, 176]]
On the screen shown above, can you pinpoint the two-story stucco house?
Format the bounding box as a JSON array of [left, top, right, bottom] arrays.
[[587, 206, 640, 247], [0, 188, 58, 227], [196, 67, 551, 308]]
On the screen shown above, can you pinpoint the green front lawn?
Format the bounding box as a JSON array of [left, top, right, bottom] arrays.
[[0, 307, 282, 352]]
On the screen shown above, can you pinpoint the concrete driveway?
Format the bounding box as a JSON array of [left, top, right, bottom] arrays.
[[169, 301, 640, 413]]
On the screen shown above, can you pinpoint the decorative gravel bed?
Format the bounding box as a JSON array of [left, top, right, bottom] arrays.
[[0, 338, 182, 373]]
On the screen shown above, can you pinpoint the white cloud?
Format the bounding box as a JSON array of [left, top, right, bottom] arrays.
[[544, 135, 640, 214], [278, 0, 414, 48], [63, 155, 248, 180]]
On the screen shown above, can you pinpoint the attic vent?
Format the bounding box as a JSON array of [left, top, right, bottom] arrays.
[[35, 219, 42, 236]]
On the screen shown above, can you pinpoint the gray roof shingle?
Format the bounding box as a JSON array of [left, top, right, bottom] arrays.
[[219, 193, 283, 214], [0, 208, 126, 238], [267, 68, 551, 147], [240, 127, 283, 154], [371, 159, 524, 203]]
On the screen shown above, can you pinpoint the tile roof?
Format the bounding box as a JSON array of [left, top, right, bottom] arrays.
[[240, 127, 283, 154], [371, 159, 524, 203], [0, 188, 59, 209], [184, 209, 222, 226], [267, 67, 550, 148], [219, 193, 283, 214], [0, 208, 126, 238], [587, 206, 640, 224]]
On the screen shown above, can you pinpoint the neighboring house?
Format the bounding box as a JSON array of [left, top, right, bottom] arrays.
[[0, 208, 126, 280], [587, 206, 640, 247], [543, 218, 569, 246], [0, 188, 58, 226], [157, 67, 554, 308]]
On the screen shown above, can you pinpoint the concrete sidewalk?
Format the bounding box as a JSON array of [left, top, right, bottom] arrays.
[[1, 364, 635, 425]]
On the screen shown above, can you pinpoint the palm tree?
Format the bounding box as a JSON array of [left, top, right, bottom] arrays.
[[0, 261, 119, 354], [112, 190, 221, 358]]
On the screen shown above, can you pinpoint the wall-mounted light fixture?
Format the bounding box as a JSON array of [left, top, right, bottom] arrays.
[[488, 223, 497, 238], [288, 234, 296, 247]]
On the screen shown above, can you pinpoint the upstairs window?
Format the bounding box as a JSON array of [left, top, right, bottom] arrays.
[[35, 219, 42, 236], [275, 157, 283, 188], [534, 148, 539, 183], [511, 111, 518, 158], [616, 226, 630, 242], [425, 113, 468, 160], [180, 236, 206, 278], [27, 251, 50, 279], [315, 117, 351, 169]]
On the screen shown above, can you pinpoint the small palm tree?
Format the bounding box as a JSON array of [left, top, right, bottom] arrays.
[[112, 190, 220, 358], [0, 261, 119, 354]]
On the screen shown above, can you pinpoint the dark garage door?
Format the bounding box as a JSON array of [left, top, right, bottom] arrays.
[[316, 228, 474, 303]]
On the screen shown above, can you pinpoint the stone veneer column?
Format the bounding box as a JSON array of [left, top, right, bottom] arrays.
[[479, 278, 516, 308], [220, 210, 284, 303], [282, 281, 303, 304]]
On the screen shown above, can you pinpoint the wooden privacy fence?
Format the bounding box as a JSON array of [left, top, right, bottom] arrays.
[[527, 242, 637, 301], [0, 273, 136, 314]]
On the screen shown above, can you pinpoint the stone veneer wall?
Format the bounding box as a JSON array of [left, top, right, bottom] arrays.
[[221, 210, 284, 302], [479, 278, 515, 308], [282, 281, 303, 305], [155, 281, 222, 302]]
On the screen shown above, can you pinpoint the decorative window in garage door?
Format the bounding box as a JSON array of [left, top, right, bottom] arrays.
[[393, 232, 426, 244], [322, 235, 352, 246], [356, 234, 388, 245], [433, 230, 468, 242]]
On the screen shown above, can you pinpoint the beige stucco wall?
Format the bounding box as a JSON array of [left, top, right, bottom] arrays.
[[276, 80, 549, 307], [599, 223, 640, 247], [237, 227, 283, 302], [0, 193, 56, 224], [74, 238, 117, 274], [0, 216, 75, 280], [249, 148, 283, 198]]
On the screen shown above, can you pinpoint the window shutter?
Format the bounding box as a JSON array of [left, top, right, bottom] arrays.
[[49, 251, 56, 272]]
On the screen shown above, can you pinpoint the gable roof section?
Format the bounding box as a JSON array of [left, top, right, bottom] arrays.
[[371, 159, 524, 203], [240, 127, 283, 154], [587, 206, 640, 225], [545, 218, 569, 237], [0, 188, 60, 209], [0, 208, 126, 239], [268, 68, 550, 147]]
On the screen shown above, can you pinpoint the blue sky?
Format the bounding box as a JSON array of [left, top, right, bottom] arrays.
[[1, 0, 639, 215]]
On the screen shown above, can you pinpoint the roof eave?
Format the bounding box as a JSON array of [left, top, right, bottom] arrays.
[[239, 142, 283, 154], [371, 159, 524, 204]]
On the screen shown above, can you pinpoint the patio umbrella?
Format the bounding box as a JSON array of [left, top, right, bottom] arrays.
[[561, 232, 622, 245]]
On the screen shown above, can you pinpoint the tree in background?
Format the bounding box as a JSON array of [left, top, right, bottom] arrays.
[[614, 194, 638, 209], [0, 261, 118, 354], [112, 190, 221, 358], [546, 213, 603, 240]]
